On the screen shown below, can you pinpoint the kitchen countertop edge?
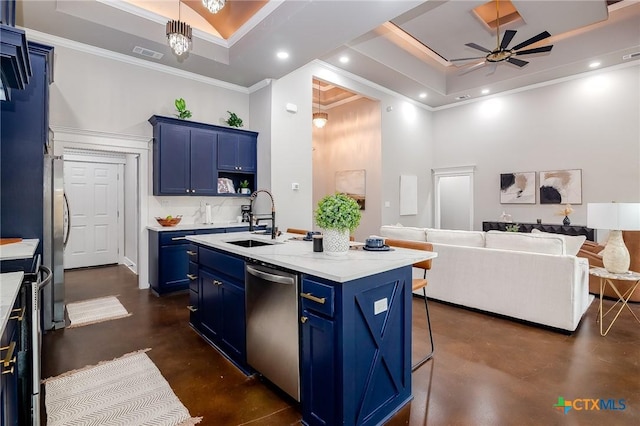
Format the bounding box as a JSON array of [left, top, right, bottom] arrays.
[[187, 232, 437, 283]]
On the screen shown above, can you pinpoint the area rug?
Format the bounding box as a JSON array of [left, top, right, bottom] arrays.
[[66, 295, 131, 328], [43, 349, 202, 426]]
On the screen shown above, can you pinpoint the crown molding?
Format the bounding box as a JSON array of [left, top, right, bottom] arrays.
[[23, 28, 250, 94]]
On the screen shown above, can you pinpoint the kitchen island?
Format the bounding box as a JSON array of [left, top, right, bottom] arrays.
[[186, 231, 436, 426]]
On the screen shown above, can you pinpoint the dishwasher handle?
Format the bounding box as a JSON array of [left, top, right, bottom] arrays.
[[246, 265, 295, 285]]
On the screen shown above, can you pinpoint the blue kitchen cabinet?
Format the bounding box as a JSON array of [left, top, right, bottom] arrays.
[[299, 268, 412, 426], [149, 228, 228, 296], [0, 42, 54, 253], [300, 309, 336, 426], [193, 247, 249, 372], [150, 117, 217, 196], [149, 115, 258, 196], [1, 289, 23, 426], [217, 132, 257, 172]]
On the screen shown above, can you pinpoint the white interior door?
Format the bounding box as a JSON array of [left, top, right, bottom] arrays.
[[433, 166, 475, 230], [64, 161, 119, 269]]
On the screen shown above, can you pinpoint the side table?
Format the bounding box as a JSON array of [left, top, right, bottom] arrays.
[[589, 267, 640, 336]]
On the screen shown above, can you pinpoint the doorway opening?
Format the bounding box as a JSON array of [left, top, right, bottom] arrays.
[[433, 166, 475, 230]]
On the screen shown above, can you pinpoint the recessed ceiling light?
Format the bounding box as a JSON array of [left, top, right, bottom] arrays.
[[589, 61, 601, 68], [481, 89, 490, 95], [339, 56, 349, 64], [419, 92, 427, 99], [276, 51, 289, 60]]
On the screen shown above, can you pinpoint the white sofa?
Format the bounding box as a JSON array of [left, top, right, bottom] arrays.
[[379, 225, 593, 332]]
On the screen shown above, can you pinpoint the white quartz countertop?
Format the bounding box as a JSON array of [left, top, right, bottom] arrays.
[[0, 239, 39, 261], [147, 222, 251, 232], [187, 232, 437, 283], [0, 271, 24, 337]]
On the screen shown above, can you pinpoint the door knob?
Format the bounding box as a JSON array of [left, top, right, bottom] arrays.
[[300, 316, 308, 324]]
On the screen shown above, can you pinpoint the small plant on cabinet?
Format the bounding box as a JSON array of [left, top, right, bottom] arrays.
[[239, 180, 250, 194], [225, 111, 243, 128], [174, 98, 192, 119]]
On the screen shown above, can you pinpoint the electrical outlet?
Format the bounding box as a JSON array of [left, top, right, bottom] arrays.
[[384, 201, 390, 208], [292, 183, 300, 190]]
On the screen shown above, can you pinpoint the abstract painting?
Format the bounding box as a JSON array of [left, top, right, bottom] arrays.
[[336, 169, 366, 210], [539, 169, 582, 204], [500, 172, 536, 204]]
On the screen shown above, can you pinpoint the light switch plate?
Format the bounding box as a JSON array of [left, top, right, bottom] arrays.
[[374, 298, 388, 315]]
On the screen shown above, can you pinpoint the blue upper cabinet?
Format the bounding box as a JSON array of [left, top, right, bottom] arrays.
[[150, 115, 257, 196], [217, 132, 256, 172]]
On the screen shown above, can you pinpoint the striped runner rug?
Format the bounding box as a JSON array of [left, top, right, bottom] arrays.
[[66, 295, 131, 328], [43, 349, 202, 426]]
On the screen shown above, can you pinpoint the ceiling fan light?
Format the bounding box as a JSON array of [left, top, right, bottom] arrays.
[[166, 20, 192, 56], [202, 0, 226, 14], [313, 112, 328, 128]]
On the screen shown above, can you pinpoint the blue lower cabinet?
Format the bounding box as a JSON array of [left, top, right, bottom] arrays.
[[220, 281, 246, 361], [300, 267, 412, 426], [199, 268, 222, 341], [301, 310, 336, 426]]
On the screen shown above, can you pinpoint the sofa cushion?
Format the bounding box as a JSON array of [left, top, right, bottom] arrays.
[[485, 230, 565, 255], [380, 225, 426, 242], [425, 228, 485, 247], [531, 229, 586, 256]]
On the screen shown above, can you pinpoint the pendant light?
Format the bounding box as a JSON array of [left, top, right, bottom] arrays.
[[203, 0, 226, 14], [167, 1, 192, 56], [312, 81, 328, 128]]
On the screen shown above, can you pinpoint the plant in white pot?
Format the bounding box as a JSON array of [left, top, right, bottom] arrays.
[[315, 193, 361, 256]]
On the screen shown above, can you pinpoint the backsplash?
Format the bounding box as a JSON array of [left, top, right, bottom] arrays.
[[148, 196, 249, 225]]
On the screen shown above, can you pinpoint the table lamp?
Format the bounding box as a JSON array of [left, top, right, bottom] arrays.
[[587, 203, 640, 273]]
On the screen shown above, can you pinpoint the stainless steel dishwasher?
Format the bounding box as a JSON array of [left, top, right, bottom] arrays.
[[245, 263, 300, 401]]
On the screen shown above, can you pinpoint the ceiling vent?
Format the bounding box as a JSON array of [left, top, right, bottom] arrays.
[[455, 94, 471, 100], [133, 46, 163, 60], [622, 52, 640, 60]]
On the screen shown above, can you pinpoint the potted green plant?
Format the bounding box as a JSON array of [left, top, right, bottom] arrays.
[[225, 111, 243, 128], [239, 179, 251, 194], [174, 98, 192, 119], [315, 193, 361, 255]]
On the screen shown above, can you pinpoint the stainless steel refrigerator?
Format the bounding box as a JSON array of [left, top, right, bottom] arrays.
[[42, 153, 66, 331]]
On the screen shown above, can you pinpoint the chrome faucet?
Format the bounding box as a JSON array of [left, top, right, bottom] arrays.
[[249, 189, 276, 239]]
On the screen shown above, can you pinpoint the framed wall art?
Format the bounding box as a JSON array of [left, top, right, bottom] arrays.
[[500, 171, 536, 204], [336, 169, 366, 210], [539, 169, 582, 204]]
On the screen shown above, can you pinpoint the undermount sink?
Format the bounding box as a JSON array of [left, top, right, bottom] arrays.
[[226, 239, 277, 248]]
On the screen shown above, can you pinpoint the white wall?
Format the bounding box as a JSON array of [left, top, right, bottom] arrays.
[[312, 97, 382, 241], [432, 65, 640, 230], [271, 61, 434, 235]]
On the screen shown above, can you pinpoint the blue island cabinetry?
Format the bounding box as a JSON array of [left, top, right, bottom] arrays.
[[149, 116, 258, 197], [187, 241, 413, 426]]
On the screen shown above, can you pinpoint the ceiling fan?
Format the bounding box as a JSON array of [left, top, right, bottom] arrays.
[[450, 1, 553, 74]]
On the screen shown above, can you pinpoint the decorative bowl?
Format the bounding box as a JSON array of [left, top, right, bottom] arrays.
[[155, 216, 182, 227]]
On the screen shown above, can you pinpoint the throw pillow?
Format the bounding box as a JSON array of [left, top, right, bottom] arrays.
[[531, 229, 586, 256], [379, 225, 426, 242], [425, 228, 485, 247], [486, 231, 565, 255]]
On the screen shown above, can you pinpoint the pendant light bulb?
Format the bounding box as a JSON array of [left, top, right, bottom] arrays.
[[313, 81, 328, 128]]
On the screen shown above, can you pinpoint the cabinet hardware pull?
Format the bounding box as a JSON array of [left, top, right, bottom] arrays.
[[1, 342, 16, 368], [1, 366, 14, 375], [187, 274, 198, 280], [185, 189, 189, 193], [300, 292, 326, 304], [300, 316, 308, 324], [187, 305, 198, 312], [171, 237, 187, 241], [187, 250, 197, 256], [213, 280, 223, 286], [9, 307, 25, 321], [192, 189, 196, 193]]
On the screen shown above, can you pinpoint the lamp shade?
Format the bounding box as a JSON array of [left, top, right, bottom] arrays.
[[587, 203, 640, 230]]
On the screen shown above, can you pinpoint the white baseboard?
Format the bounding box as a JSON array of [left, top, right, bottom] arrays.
[[123, 256, 137, 274]]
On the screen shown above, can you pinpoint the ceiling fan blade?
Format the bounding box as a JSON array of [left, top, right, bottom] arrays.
[[515, 45, 553, 55], [511, 31, 551, 51], [458, 61, 486, 76], [465, 43, 492, 53], [507, 57, 528, 67], [486, 62, 498, 76], [500, 30, 517, 50], [450, 56, 487, 62]]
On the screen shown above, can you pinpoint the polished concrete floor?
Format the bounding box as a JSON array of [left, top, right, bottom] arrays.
[[42, 265, 639, 425]]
